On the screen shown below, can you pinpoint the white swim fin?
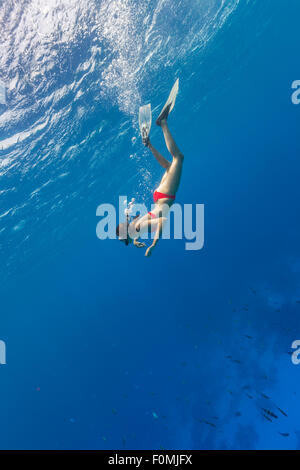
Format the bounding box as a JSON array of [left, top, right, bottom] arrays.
[[156, 78, 179, 126], [139, 103, 152, 146]]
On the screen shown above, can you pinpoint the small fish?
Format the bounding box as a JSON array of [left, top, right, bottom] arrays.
[[262, 413, 272, 423], [260, 393, 270, 399], [112, 408, 117, 415], [278, 432, 290, 437], [262, 408, 278, 419], [244, 335, 253, 339], [235, 412, 242, 417], [152, 412, 158, 419], [232, 359, 242, 364], [203, 420, 216, 428], [277, 407, 288, 417], [246, 394, 253, 399]]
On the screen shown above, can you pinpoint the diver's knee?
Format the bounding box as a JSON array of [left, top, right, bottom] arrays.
[[175, 152, 184, 161]]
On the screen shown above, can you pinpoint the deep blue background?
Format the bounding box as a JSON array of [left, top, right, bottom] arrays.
[[0, 0, 300, 449]]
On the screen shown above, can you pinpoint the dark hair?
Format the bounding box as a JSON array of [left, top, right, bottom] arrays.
[[116, 214, 140, 246]]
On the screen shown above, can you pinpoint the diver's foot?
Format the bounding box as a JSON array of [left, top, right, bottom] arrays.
[[142, 136, 150, 147], [156, 103, 171, 126]]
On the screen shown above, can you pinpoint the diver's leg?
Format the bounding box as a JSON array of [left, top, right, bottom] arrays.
[[156, 157, 183, 195], [160, 120, 183, 160], [148, 141, 171, 170], [156, 120, 184, 195]]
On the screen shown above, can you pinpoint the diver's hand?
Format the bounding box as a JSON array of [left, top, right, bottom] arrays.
[[134, 239, 146, 248], [145, 244, 155, 257]]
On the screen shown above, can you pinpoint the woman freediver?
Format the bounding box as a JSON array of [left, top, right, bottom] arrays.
[[116, 80, 184, 257]]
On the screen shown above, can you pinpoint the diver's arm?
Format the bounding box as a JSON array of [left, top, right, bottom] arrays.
[[130, 216, 146, 248], [145, 217, 166, 257]]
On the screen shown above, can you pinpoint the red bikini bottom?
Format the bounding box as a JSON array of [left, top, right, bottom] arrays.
[[153, 190, 175, 203]]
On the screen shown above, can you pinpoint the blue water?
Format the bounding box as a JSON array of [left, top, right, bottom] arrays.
[[0, 0, 300, 450]]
